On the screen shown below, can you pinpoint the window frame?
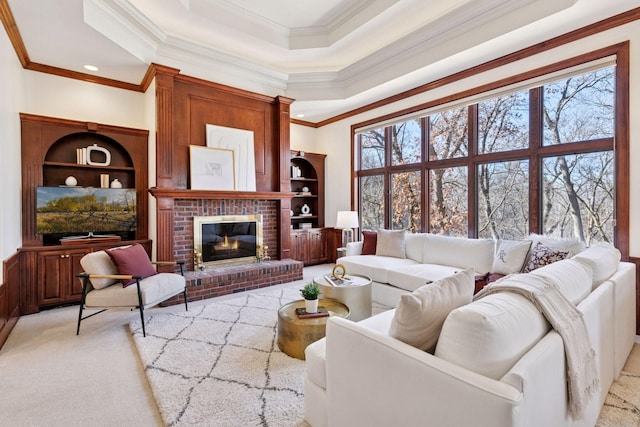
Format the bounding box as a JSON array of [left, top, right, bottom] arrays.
[[352, 44, 629, 258]]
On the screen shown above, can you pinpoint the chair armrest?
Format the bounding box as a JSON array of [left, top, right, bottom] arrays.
[[150, 260, 185, 275], [345, 241, 363, 256], [76, 272, 139, 280]]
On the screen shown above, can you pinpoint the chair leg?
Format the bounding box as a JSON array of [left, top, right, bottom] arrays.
[[138, 305, 146, 337], [76, 275, 90, 335], [183, 287, 188, 311]]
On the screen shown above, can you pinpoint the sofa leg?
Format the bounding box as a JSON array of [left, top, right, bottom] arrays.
[[183, 287, 188, 312]]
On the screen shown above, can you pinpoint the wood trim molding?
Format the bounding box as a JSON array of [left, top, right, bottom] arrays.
[[316, 8, 640, 128], [0, 0, 28, 67], [1, 0, 638, 126], [149, 188, 294, 201]]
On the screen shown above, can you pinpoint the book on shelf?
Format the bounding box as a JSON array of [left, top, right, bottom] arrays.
[[295, 306, 329, 319], [300, 192, 312, 196]]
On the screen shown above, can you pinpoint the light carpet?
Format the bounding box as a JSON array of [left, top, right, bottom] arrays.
[[131, 286, 394, 426], [596, 371, 640, 426], [131, 286, 640, 427]]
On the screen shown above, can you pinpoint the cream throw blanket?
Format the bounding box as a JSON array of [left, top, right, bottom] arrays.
[[474, 273, 600, 419]]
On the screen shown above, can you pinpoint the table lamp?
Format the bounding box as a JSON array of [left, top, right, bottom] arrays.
[[336, 211, 359, 248]]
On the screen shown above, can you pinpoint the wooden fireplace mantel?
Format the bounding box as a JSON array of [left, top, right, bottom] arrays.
[[148, 187, 295, 201]]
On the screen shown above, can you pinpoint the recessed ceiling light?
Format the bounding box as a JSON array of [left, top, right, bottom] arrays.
[[296, 114, 305, 118], [84, 65, 99, 72]]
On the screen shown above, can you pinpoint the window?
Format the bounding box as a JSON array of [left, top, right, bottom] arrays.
[[355, 53, 624, 250]]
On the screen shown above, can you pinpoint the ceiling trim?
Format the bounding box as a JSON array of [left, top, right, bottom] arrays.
[[315, 6, 640, 128], [0, 0, 29, 67]]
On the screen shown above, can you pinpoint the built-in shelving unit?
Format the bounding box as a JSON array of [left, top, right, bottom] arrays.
[[18, 113, 151, 314]]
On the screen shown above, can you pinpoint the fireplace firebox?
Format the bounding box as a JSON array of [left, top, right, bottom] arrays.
[[193, 214, 263, 267]]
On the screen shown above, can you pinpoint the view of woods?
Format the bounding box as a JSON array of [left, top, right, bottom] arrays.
[[36, 189, 136, 234], [357, 65, 615, 245]]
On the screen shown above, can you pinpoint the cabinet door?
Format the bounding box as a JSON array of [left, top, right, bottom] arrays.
[[38, 251, 66, 305], [308, 229, 327, 265], [290, 231, 308, 263]]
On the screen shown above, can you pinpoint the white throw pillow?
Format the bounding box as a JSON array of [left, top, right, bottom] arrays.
[[376, 229, 406, 259], [492, 240, 532, 275], [422, 234, 494, 274], [389, 268, 474, 353]]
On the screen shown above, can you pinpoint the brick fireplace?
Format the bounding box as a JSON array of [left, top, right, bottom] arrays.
[[150, 190, 302, 305]]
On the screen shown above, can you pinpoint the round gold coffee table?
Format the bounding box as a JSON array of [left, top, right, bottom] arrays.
[[277, 299, 350, 360]]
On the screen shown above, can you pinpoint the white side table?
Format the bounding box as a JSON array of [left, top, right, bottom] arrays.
[[313, 273, 372, 321]]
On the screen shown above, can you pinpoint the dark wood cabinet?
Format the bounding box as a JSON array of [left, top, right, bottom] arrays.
[[291, 228, 328, 266], [19, 240, 152, 314], [37, 249, 86, 306]]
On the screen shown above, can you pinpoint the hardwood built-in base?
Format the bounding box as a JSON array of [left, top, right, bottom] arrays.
[[161, 259, 303, 306]]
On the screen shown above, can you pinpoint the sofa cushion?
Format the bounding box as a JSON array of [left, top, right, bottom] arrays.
[[435, 290, 550, 380], [522, 242, 569, 273], [361, 231, 377, 255], [80, 250, 119, 289], [387, 264, 460, 292], [423, 234, 494, 274], [84, 273, 184, 307], [492, 240, 532, 275], [389, 268, 474, 352], [106, 243, 157, 287], [376, 229, 406, 258], [340, 255, 418, 284], [529, 259, 592, 305], [572, 243, 621, 289], [404, 233, 426, 263]]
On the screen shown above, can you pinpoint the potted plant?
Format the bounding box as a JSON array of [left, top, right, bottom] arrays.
[[300, 282, 320, 313]]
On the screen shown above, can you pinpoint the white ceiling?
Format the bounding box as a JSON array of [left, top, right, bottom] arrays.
[[6, 0, 639, 122]]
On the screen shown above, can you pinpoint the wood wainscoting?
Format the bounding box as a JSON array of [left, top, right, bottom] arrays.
[[0, 252, 20, 350]]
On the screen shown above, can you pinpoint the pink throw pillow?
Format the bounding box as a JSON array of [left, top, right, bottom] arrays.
[[106, 244, 157, 287]]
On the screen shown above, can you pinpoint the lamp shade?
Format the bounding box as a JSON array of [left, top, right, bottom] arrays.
[[336, 211, 359, 229]]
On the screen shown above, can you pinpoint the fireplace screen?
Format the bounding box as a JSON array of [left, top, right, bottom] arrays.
[[193, 214, 263, 267]]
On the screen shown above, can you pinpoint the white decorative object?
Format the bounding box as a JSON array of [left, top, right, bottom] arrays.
[[305, 298, 319, 314], [190, 146, 236, 190], [301, 186, 310, 193], [206, 124, 256, 191], [65, 176, 78, 186], [301, 204, 311, 215], [110, 179, 122, 188], [85, 144, 111, 166]]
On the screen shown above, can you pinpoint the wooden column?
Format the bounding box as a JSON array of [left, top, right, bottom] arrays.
[[276, 96, 294, 260], [153, 64, 180, 264]]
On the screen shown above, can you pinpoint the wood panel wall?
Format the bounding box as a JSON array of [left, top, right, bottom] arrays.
[[153, 67, 294, 262], [628, 257, 640, 335], [0, 252, 20, 350]]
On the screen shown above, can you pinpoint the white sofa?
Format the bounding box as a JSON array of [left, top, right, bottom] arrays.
[[304, 237, 636, 427]]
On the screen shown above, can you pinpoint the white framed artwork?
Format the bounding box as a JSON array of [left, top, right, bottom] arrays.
[[189, 146, 236, 191], [206, 124, 256, 191]]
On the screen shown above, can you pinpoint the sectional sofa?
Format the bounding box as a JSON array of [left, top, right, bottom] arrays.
[[304, 232, 636, 427]]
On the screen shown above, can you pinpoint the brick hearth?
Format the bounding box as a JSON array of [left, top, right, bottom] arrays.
[[162, 259, 303, 306]]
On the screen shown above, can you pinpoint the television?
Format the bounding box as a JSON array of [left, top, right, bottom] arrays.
[[36, 186, 137, 245]]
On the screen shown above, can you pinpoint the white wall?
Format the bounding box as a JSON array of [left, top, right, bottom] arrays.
[[313, 20, 640, 254], [21, 72, 146, 128], [0, 26, 24, 282]]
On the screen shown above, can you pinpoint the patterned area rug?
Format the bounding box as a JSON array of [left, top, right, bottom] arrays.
[[130, 286, 308, 426], [596, 371, 640, 426]]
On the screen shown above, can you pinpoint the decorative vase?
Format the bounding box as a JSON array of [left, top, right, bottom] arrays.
[[110, 178, 122, 188], [64, 176, 77, 187], [305, 298, 318, 314]]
